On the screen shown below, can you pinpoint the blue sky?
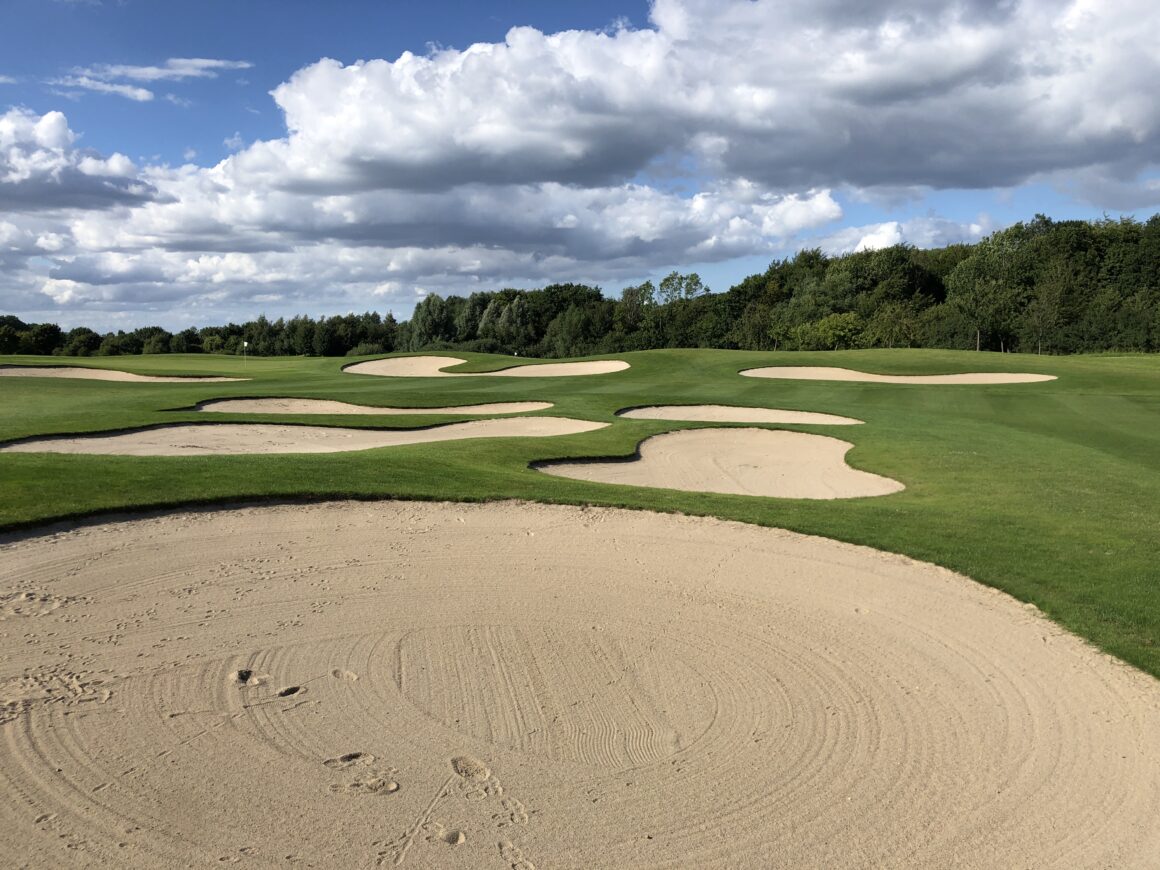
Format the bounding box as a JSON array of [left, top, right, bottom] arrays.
[[2, 0, 1159, 330], [1, 1, 652, 166]]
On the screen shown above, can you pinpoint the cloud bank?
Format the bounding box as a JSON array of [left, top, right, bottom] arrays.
[[3, 0, 1159, 327]]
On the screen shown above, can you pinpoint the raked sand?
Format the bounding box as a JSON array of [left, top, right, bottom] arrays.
[[345, 355, 629, 377], [741, 365, 1056, 384], [538, 428, 904, 498], [1, 500, 1158, 868], [0, 418, 605, 456], [198, 398, 554, 416], [0, 365, 244, 383], [618, 404, 863, 425]]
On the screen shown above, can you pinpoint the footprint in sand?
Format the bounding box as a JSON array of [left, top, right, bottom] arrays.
[[328, 775, 399, 796], [229, 668, 269, 687], [1, 591, 85, 619], [323, 751, 376, 770], [494, 797, 528, 828], [423, 821, 467, 847], [324, 753, 399, 796], [499, 839, 536, 870], [453, 755, 506, 802], [450, 755, 490, 781], [376, 754, 510, 866]]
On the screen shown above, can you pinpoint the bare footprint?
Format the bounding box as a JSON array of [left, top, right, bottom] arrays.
[[331, 669, 359, 681]]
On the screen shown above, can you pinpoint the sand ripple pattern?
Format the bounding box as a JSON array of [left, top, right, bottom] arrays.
[[0, 365, 244, 383], [741, 365, 1056, 384], [0, 418, 606, 456], [345, 355, 629, 377], [538, 428, 904, 498], [198, 398, 553, 415], [2, 501, 1157, 868], [619, 404, 863, 425]]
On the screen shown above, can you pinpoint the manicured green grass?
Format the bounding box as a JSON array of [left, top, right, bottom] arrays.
[[2, 348, 1158, 679]]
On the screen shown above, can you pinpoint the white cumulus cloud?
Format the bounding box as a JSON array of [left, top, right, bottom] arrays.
[[2, 0, 1159, 328]]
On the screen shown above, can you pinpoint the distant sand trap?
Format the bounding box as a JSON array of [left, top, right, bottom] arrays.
[[0, 418, 606, 456], [197, 398, 553, 415], [345, 355, 630, 377], [2, 500, 1158, 868], [741, 365, 1056, 384], [619, 404, 863, 425], [0, 365, 244, 383], [538, 428, 903, 498]]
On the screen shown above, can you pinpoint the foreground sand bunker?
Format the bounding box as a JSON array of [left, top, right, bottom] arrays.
[[0, 365, 244, 383], [741, 365, 1056, 384], [0, 418, 606, 456], [538, 428, 903, 498], [198, 398, 553, 415], [1, 500, 1158, 868], [345, 355, 629, 377], [619, 404, 863, 425]]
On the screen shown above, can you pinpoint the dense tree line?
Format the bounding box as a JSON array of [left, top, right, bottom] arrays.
[[0, 311, 398, 358], [4, 214, 1160, 358]]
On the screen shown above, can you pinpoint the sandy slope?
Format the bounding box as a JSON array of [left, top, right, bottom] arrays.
[[345, 356, 630, 377], [618, 404, 863, 425], [198, 398, 554, 415], [1, 500, 1158, 869], [0, 418, 606, 456], [741, 365, 1057, 384], [0, 365, 244, 383], [538, 428, 903, 498]]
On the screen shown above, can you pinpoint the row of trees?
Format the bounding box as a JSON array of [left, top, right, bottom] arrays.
[[0, 312, 398, 358], [4, 214, 1160, 358]]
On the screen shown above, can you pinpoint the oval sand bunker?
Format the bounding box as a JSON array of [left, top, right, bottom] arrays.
[[0, 418, 606, 456], [0, 365, 244, 383], [345, 355, 629, 377], [1, 500, 1157, 868], [741, 365, 1056, 384], [197, 398, 553, 415], [538, 428, 903, 498], [619, 404, 863, 425]]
